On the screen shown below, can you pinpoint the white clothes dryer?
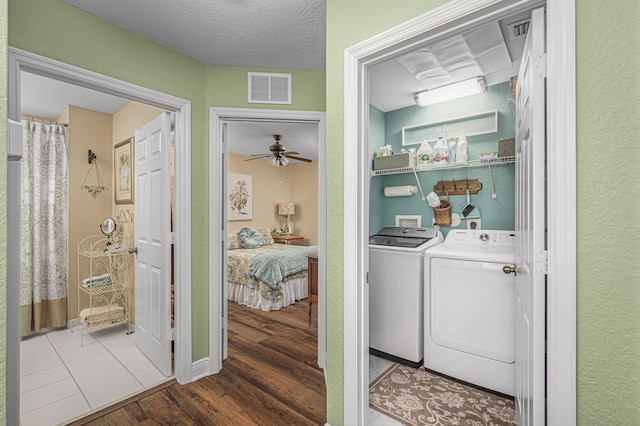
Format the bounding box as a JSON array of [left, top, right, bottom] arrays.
[[369, 226, 443, 367], [424, 229, 516, 396]]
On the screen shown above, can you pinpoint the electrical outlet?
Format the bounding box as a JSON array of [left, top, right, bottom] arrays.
[[467, 218, 481, 230]]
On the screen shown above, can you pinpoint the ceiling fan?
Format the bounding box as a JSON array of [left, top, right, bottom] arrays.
[[245, 134, 312, 166]]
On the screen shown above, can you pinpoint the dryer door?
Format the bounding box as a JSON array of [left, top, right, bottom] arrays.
[[428, 257, 514, 363]]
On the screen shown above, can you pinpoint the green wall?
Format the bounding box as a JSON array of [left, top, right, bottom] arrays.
[[327, 0, 640, 424], [8, 0, 212, 360], [325, 1, 448, 423], [207, 66, 325, 111], [0, 0, 7, 422], [6, 0, 325, 368], [3, 0, 640, 424], [575, 1, 640, 422]]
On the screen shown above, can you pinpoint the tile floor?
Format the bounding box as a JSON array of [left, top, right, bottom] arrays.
[[20, 324, 170, 426], [368, 354, 403, 426]]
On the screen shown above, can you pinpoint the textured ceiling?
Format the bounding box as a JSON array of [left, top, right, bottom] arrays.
[[23, 2, 531, 128], [64, 0, 326, 70]]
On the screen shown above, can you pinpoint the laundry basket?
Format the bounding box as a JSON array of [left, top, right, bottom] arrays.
[[433, 200, 452, 226]]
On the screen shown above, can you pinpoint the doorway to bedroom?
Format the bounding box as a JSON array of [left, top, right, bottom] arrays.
[[209, 108, 327, 401]]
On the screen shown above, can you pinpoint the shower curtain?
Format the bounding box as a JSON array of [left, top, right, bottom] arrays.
[[20, 120, 69, 337]]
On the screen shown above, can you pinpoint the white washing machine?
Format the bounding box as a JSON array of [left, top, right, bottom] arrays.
[[424, 229, 516, 396], [369, 226, 443, 367]]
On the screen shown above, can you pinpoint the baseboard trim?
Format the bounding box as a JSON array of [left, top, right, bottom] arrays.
[[191, 357, 213, 382]]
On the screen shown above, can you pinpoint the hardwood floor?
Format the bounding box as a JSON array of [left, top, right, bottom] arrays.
[[78, 300, 326, 425]]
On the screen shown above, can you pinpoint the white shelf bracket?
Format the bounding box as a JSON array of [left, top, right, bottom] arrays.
[[412, 168, 427, 201]]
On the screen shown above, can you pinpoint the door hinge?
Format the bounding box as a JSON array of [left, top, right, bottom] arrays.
[[535, 53, 547, 79], [170, 327, 175, 341], [222, 316, 227, 330], [169, 232, 175, 244], [366, 272, 369, 283], [536, 249, 548, 274]]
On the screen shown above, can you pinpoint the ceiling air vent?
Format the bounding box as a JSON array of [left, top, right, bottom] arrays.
[[248, 72, 292, 104], [507, 18, 530, 40]]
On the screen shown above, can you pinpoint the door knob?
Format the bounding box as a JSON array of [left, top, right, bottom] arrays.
[[128, 247, 138, 254], [503, 265, 517, 275]]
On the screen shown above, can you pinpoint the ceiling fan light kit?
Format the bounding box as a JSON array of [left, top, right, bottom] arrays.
[[245, 134, 312, 167]]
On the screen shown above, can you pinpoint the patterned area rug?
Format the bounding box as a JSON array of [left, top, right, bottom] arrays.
[[369, 363, 515, 425]]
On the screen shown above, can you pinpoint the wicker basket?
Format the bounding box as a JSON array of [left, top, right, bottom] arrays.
[[433, 200, 452, 226]]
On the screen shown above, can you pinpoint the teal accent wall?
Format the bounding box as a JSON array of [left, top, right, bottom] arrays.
[[369, 82, 515, 236]]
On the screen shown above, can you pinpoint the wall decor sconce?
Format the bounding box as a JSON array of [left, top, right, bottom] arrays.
[[81, 149, 108, 198]]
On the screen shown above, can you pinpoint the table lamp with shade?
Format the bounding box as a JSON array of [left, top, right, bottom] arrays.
[[278, 202, 295, 234]]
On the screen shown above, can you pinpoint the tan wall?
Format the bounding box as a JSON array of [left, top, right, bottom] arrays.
[[227, 153, 290, 232], [227, 154, 318, 245], [112, 101, 165, 324], [289, 161, 318, 245], [64, 106, 114, 321]]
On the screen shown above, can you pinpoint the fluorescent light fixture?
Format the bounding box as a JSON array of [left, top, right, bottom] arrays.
[[414, 77, 487, 107]]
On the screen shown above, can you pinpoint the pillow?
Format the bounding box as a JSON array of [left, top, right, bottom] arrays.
[[237, 227, 262, 249], [255, 227, 274, 246], [227, 231, 240, 250]]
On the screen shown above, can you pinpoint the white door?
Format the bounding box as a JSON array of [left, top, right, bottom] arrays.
[[134, 112, 173, 376], [514, 7, 546, 425]]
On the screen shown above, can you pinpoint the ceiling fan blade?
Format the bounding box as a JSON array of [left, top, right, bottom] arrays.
[[281, 151, 300, 156], [245, 155, 270, 161], [285, 155, 313, 163]]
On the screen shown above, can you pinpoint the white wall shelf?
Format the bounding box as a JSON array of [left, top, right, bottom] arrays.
[[371, 156, 515, 177]]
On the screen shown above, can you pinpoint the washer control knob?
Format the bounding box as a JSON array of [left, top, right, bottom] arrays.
[[402, 228, 410, 234], [479, 233, 489, 241]]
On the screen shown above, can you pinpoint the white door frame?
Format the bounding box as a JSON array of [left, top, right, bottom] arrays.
[[209, 107, 327, 374], [6, 48, 194, 388], [343, 0, 576, 424]]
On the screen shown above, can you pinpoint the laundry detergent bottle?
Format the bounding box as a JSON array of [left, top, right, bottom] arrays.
[[456, 134, 468, 164], [416, 140, 432, 167], [432, 136, 449, 165], [448, 137, 457, 164]]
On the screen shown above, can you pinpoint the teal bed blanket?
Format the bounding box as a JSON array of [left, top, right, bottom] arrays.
[[247, 245, 318, 290]]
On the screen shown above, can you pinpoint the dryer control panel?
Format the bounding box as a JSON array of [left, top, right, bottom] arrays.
[[445, 229, 515, 248]]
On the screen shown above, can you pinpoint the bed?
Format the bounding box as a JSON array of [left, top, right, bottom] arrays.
[[227, 227, 318, 311]]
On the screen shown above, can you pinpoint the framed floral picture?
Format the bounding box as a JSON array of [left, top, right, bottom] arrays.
[[114, 137, 134, 204], [228, 173, 252, 220]]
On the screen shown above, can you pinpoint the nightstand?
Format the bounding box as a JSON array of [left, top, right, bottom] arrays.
[[307, 254, 318, 326], [272, 235, 305, 245]]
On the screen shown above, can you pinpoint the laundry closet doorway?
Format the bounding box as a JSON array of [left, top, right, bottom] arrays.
[[342, 0, 576, 425]]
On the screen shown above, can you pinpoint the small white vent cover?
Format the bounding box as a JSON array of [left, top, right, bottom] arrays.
[[248, 72, 292, 104]]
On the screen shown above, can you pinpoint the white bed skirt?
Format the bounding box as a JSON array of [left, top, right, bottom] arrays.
[[228, 277, 308, 311]]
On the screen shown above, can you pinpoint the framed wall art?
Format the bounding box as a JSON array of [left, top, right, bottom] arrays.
[[228, 173, 253, 220], [114, 137, 134, 204]]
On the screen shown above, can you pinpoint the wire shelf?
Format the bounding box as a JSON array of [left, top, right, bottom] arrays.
[[371, 156, 515, 176]]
